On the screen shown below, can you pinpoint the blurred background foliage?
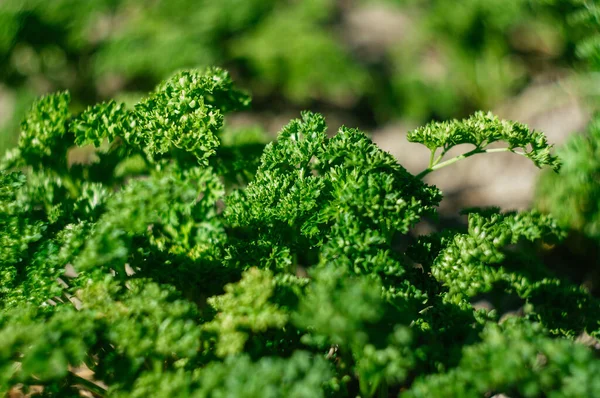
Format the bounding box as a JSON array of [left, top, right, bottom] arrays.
[[0, 0, 591, 154]]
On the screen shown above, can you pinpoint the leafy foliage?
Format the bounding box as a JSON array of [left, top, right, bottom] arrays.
[[537, 115, 600, 238], [0, 0, 580, 153], [406, 320, 600, 398], [1, 67, 598, 398], [387, 0, 573, 118], [539, 0, 600, 69], [408, 111, 561, 178], [534, 0, 600, 238], [534, 0, 600, 296]]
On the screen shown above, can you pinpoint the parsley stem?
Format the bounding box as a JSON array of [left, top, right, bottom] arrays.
[[428, 149, 436, 169], [69, 371, 107, 396], [62, 173, 81, 198], [416, 147, 526, 179]]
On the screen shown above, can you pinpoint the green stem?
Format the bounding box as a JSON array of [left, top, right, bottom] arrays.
[[69, 372, 107, 397], [61, 173, 81, 198], [376, 379, 389, 398], [433, 151, 445, 167], [416, 147, 526, 179], [428, 149, 436, 169]]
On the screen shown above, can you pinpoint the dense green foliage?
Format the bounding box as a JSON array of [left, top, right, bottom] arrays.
[[0, 0, 581, 152], [538, 115, 600, 239], [1, 66, 599, 397], [534, 0, 600, 294]]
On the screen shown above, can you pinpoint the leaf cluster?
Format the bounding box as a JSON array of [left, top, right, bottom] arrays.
[[0, 67, 598, 397]]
